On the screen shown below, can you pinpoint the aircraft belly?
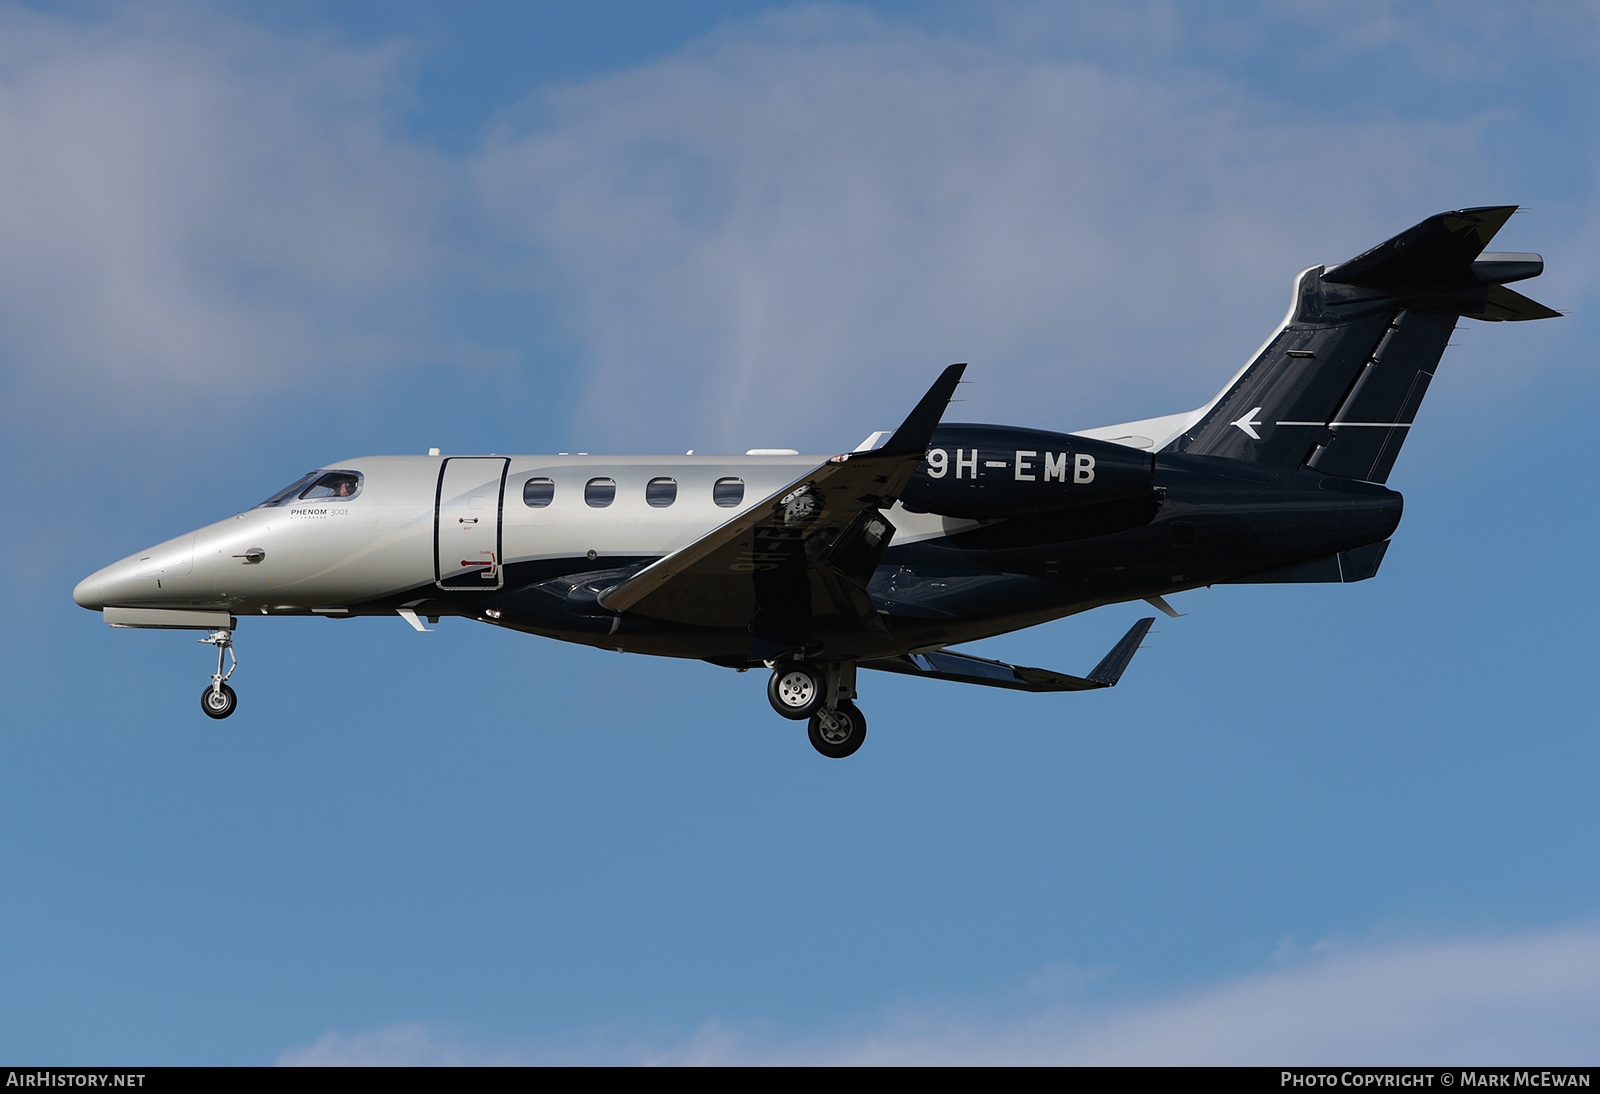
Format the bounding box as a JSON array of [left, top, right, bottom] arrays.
[[865, 462, 1403, 635]]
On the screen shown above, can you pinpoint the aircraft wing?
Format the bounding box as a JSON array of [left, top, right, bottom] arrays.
[[859, 617, 1155, 691], [597, 364, 966, 653]]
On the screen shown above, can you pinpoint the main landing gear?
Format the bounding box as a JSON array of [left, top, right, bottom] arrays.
[[198, 628, 238, 719], [767, 660, 867, 758], [808, 701, 866, 760]]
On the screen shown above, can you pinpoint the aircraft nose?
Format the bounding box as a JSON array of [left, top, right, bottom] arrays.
[[73, 554, 155, 610], [73, 571, 105, 610]]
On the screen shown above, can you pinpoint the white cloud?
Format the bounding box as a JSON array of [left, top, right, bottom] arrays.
[[279, 926, 1600, 1064], [1, 0, 1577, 453], [0, 5, 454, 418], [1268, 0, 1600, 81], [0, 2, 1569, 452], [475, 4, 1499, 451], [278, 1022, 522, 1068]]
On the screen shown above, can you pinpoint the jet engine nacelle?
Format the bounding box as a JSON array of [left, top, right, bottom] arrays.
[[902, 425, 1156, 520]]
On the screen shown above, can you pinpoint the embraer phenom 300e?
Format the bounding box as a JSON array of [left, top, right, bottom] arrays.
[[75, 207, 1555, 757]]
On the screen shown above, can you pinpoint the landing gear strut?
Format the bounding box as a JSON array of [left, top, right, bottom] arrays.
[[766, 660, 867, 757], [198, 629, 238, 719]]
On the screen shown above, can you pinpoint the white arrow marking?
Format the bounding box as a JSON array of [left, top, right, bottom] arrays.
[[1230, 406, 1264, 440]]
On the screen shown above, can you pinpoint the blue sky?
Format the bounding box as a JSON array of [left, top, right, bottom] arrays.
[[2, 0, 1597, 1064]]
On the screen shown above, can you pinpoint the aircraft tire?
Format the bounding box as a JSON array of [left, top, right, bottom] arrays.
[[808, 701, 866, 759], [768, 663, 826, 720], [200, 683, 237, 720]]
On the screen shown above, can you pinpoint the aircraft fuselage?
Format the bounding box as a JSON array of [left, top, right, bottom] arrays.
[[74, 425, 1402, 665]]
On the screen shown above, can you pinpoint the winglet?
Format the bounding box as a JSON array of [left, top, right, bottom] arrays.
[[1085, 617, 1155, 686], [878, 363, 967, 457], [858, 616, 1156, 693]]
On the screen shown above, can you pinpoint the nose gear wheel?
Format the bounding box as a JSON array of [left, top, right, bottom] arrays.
[[200, 683, 237, 719]]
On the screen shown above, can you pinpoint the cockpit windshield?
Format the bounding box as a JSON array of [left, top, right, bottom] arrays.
[[299, 471, 362, 500], [252, 470, 363, 508]]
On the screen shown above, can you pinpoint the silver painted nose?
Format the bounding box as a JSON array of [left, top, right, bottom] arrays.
[[73, 570, 105, 610], [72, 534, 190, 610], [73, 555, 145, 610]]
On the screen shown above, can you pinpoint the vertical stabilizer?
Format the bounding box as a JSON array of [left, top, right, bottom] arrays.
[[1170, 207, 1556, 482]]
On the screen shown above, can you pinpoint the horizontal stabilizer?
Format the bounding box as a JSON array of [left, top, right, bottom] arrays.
[[861, 617, 1154, 692], [1319, 207, 1558, 319], [1323, 207, 1517, 288], [1479, 285, 1562, 322]]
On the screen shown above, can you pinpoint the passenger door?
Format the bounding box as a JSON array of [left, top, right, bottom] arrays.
[[434, 458, 509, 591]]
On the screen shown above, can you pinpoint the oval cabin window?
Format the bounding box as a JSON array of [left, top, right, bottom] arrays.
[[646, 477, 678, 507], [585, 478, 616, 508], [523, 477, 555, 507], [713, 477, 744, 507]]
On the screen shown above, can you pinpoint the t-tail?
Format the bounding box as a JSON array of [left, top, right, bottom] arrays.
[[1167, 206, 1557, 483]]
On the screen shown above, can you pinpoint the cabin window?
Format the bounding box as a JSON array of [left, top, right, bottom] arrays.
[[523, 477, 555, 507], [646, 477, 678, 507], [585, 477, 616, 507], [298, 472, 362, 500], [713, 477, 745, 507]]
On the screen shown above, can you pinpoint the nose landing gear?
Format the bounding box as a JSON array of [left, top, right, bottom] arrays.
[[766, 660, 866, 758], [198, 629, 238, 719]]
